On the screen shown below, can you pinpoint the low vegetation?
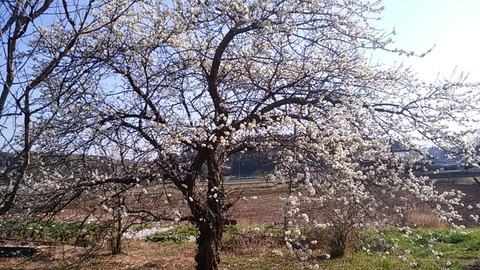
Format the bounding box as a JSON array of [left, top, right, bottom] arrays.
[[1, 222, 480, 270], [147, 226, 198, 244], [0, 220, 99, 243]]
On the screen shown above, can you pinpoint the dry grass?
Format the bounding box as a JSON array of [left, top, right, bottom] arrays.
[[0, 241, 197, 270], [0, 236, 299, 270], [406, 210, 449, 228], [221, 228, 283, 254]]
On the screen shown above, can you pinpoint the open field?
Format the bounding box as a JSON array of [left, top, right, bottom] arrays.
[[228, 181, 480, 226], [51, 180, 480, 226]]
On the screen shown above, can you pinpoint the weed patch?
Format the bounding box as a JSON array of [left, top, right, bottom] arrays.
[[355, 227, 480, 269], [0, 219, 98, 243], [146, 226, 197, 244]]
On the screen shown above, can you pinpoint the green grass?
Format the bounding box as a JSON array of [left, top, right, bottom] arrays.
[[146, 225, 198, 244], [325, 227, 480, 270], [0, 219, 99, 242]]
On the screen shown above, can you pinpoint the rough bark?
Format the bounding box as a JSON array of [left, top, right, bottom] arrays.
[[195, 215, 224, 270], [192, 155, 226, 270]]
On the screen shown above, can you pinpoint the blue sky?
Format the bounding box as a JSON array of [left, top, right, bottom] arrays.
[[376, 0, 480, 82]]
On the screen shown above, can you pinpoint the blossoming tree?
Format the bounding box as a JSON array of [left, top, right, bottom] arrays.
[[30, 0, 479, 269], [0, 0, 136, 216]]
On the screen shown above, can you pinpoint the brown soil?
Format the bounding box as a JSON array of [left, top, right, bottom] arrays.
[[228, 182, 480, 227], [53, 182, 480, 227]]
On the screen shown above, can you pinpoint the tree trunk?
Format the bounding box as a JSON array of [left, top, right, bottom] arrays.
[[111, 196, 124, 255], [190, 152, 227, 270], [195, 217, 223, 270], [112, 209, 123, 255], [329, 228, 347, 259]]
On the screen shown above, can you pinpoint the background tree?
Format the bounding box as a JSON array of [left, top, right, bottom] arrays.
[[473, 135, 480, 167], [31, 0, 479, 269], [0, 0, 135, 217]]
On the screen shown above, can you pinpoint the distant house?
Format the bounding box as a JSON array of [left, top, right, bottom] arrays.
[[427, 147, 461, 170]]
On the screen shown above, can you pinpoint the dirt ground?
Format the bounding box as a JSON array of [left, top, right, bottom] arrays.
[[228, 181, 480, 227], [0, 181, 479, 270], [52, 181, 480, 227], [0, 234, 297, 270]]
